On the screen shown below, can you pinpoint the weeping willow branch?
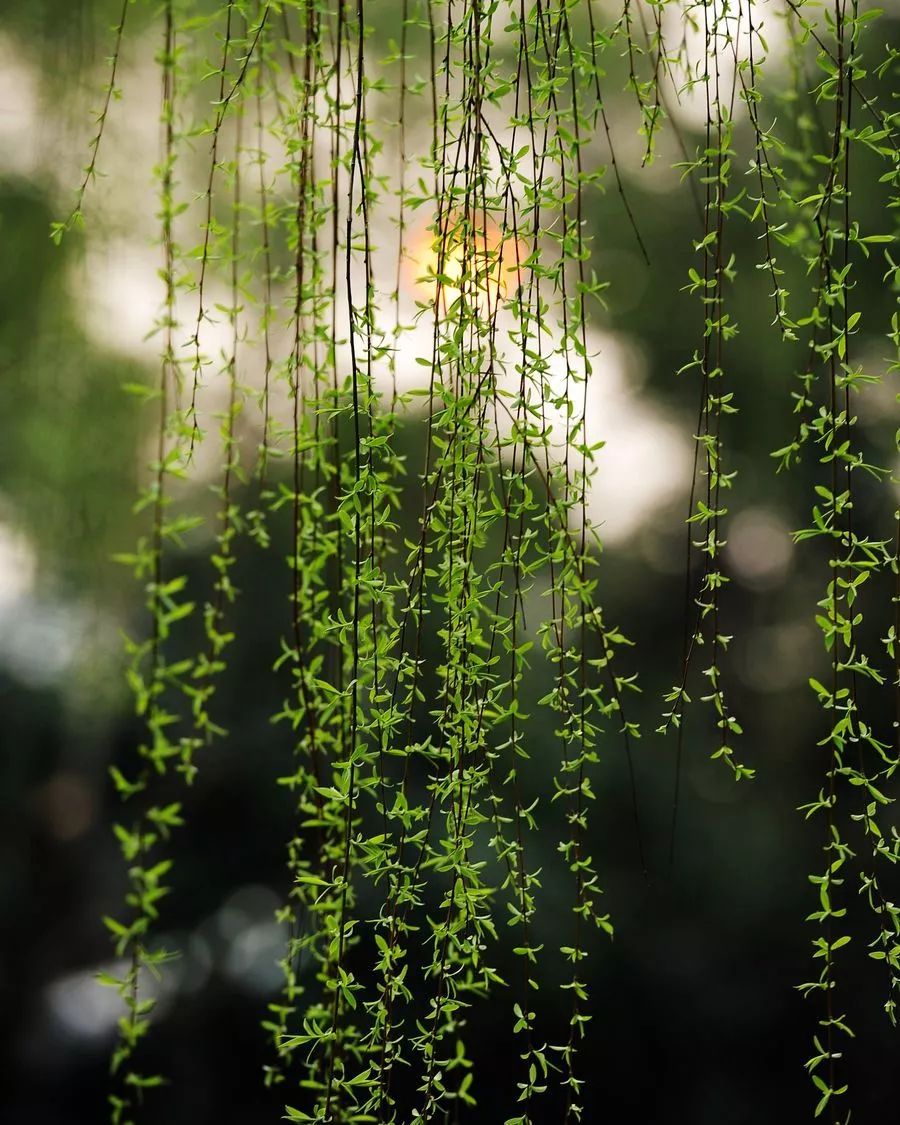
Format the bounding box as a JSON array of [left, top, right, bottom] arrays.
[[55, 1, 900, 1122]]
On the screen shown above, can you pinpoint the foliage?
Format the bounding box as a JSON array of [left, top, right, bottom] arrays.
[[55, 0, 898, 1121]]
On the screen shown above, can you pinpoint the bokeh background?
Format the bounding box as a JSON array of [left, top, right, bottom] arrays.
[[2, 1, 899, 1122]]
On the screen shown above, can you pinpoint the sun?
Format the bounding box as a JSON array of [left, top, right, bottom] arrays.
[[405, 213, 528, 308]]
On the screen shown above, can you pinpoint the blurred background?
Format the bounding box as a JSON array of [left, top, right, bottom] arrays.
[[1, 1, 898, 1122]]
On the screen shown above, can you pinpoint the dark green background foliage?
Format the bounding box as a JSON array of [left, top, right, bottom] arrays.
[[1, 0, 898, 1122]]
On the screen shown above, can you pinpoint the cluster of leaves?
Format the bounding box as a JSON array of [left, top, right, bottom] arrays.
[[766, 3, 900, 1118], [58, 0, 898, 1122]]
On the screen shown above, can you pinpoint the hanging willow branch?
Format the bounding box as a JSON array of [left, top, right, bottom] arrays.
[[57, 0, 900, 1121]]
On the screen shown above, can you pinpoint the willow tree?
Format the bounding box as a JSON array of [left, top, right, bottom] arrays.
[[57, 0, 898, 1121]]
